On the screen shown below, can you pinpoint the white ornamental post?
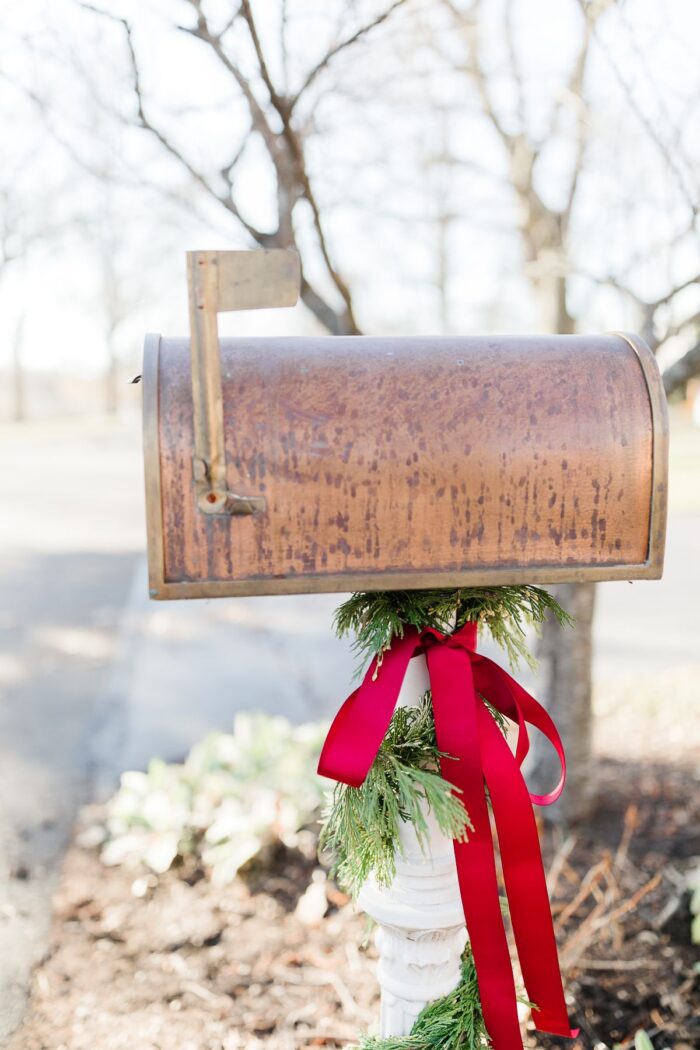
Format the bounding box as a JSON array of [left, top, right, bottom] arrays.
[[358, 654, 467, 1038]]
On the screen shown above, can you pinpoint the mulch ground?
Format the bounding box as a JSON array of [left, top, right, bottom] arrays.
[[528, 759, 700, 1050], [5, 757, 699, 1050]]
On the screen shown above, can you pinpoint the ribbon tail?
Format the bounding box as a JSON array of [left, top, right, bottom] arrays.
[[317, 629, 420, 787], [477, 703, 578, 1038], [474, 658, 567, 806], [427, 644, 525, 1050]]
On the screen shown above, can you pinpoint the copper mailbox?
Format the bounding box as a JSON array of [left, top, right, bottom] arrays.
[[142, 251, 668, 599]]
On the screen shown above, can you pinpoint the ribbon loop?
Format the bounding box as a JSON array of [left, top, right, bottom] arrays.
[[317, 627, 421, 787], [317, 623, 577, 1050]]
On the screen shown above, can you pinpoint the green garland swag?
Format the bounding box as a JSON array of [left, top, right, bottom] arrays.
[[319, 693, 473, 897], [320, 586, 571, 897], [334, 585, 571, 673], [355, 946, 491, 1049], [319, 586, 571, 1048]]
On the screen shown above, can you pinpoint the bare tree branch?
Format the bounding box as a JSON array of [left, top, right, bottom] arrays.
[[180, 4, 283, 164], [443, 0, 575, 328], [175, 1, 359, 331], [237, 0, 359, 328], [576, 0, 699, 222], [289, 0, 410, 111], [239, 0, 288, 115], [79, 1, 360, 331], [648, 273, 700, 312], [217, 4, 244, 40], [663, 340, 700, 396], [637, 304, 699, 354], [279, 0, 290, 93], [558, 17, 596, 225], [300, 276, 352, 336], [78, 3, 268, 244], [125, 29, 266, 242], [504, 2, 526, 131], [220, 134, 251, 183], [578, 219, 698, 303], [444, 0, 513, 151]]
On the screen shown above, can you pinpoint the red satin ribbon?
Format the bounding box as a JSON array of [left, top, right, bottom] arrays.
[[317, 622, 578, 1050]]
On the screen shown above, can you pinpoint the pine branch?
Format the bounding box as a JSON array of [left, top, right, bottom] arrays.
[[356, 945, 492, 1049], [319, 695, 472, 897], [334, 586, 573, 674], [323, 586, 572, 894]]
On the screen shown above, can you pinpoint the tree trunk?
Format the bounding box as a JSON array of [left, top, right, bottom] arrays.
[[530, 581, 597, 822]]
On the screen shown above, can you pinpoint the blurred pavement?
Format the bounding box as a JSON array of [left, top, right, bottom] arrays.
[[0, 416, 144, 1039], [0, 414, 357, 1041], [91, 573, 357, 792]]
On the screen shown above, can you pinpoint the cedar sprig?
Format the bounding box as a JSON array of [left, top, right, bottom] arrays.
[[356, 945, 491, 1049], [319, 695, 472, 897], [334, 586, 572, 673]]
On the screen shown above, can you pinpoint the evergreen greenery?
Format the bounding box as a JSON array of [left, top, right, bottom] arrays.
[[319, 695, 473, 897], [334, 585, 572, 673], [322, 586, 573, 896], [322, 586, 565, 1046], [355, 946, 491, 1049], [321, 588, 566, 1045]]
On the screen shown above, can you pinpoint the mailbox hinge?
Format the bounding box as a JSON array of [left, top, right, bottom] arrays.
[[187, 249, 300, 516]]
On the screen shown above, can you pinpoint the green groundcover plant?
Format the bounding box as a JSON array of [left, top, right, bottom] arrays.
[[101, 713, 327, 884]]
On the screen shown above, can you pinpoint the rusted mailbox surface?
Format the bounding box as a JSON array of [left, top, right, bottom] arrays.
[[142, 252, 668, 599]]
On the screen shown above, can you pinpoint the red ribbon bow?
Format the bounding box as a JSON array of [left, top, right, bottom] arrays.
[[318, 621, 578, 1050]]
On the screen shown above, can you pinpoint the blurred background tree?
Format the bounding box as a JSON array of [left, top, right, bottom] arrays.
[[1, 0, 699, 819], [436, 0, 698, 816]]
